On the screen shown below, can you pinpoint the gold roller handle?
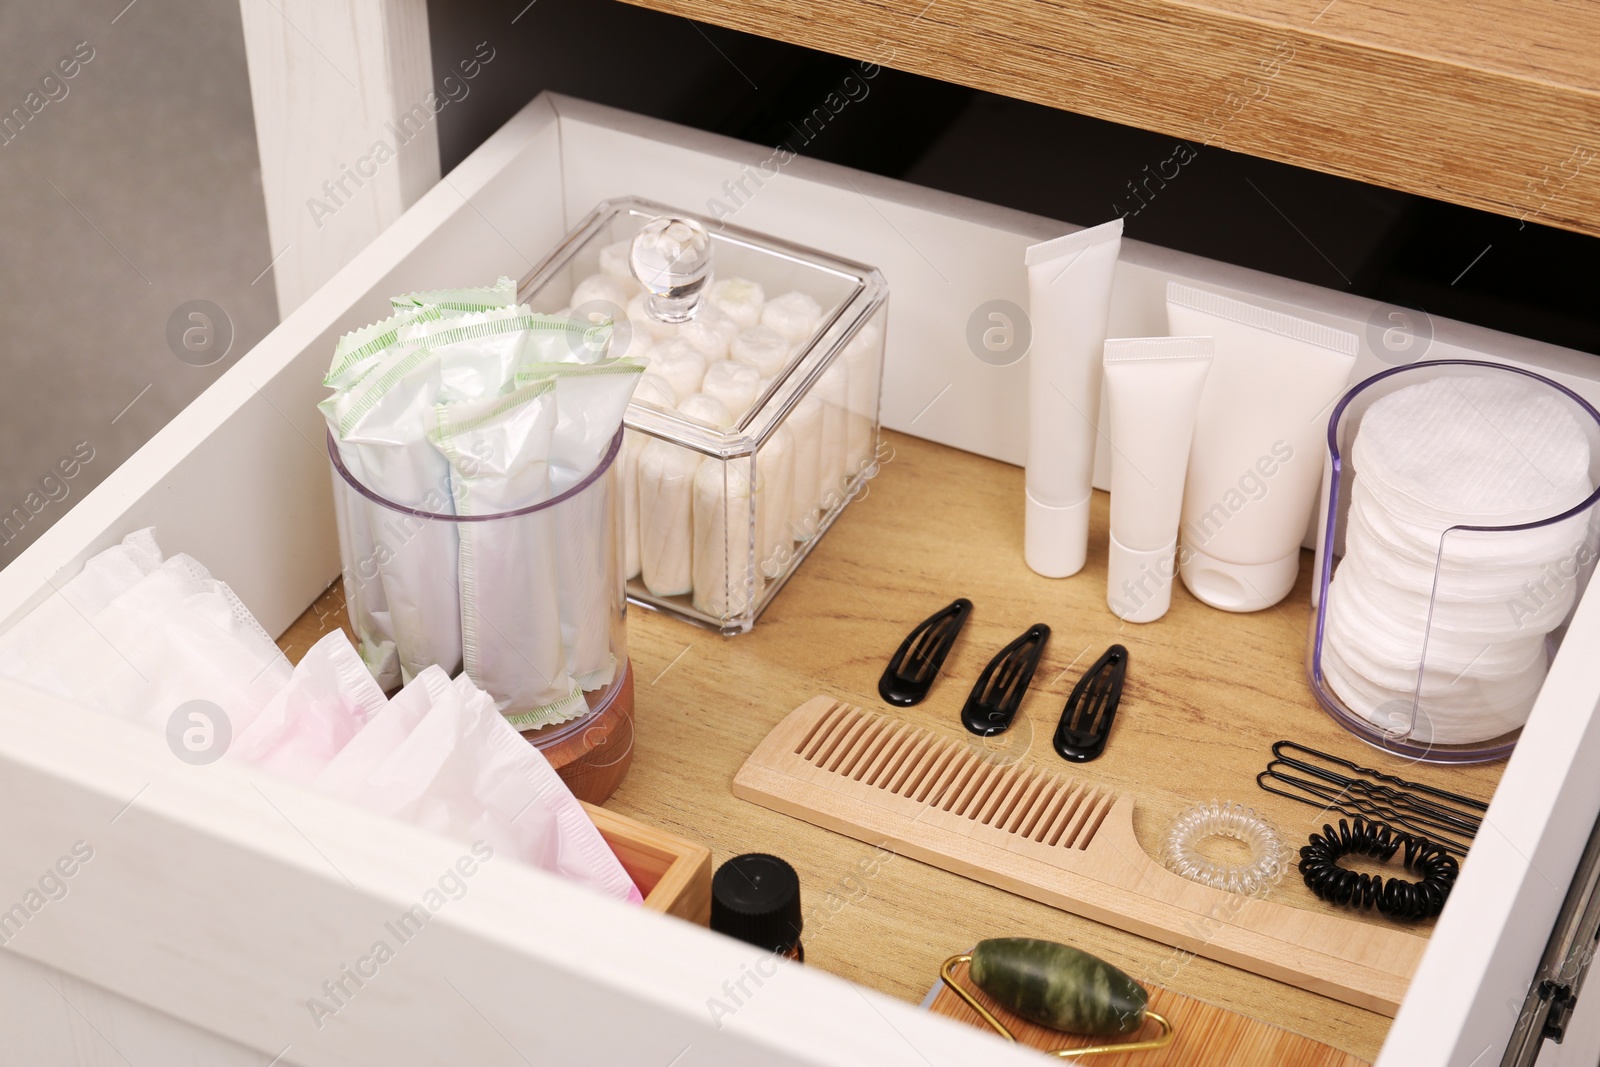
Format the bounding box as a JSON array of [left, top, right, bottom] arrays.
[[939, 954, 1174, 1059]]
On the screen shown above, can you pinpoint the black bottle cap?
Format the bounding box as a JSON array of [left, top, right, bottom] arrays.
[[711, 853, 802, 953]]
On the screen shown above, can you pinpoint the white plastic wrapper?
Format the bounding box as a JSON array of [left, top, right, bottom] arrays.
[[429, 378, 578, 726], [707, 277, 765, 329], [638, 440, 702, 597], [623, 373, 678, 580], [400, 306, 598, 401], [388, 275, 517, 315], [701, 360, 761, 421], [731, 325, 791, 379], [324, 305, 454, 689], [229, 629, 389, 780], [0, 531, 291, 735], [815, 361, 850, 509], [0, 531, 640, 905], [786, 393, 825, 539], [599, 241, 641, 293], [324, 347, 462, 683], [761, 290, 822, 342], [843, 319, 883, 479], [314, 663, 449, 796], [647, 337, 708, 401], [679, 304, 739, 362], [757, 424, 795, 577], [518, 360, 647, 696], [693, 457, 760, 619], [318, 670, 640, 903]]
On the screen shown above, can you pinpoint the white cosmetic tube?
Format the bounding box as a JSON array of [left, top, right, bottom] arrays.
[[1102, 337, 1213, 623], [1167, 283, 1358, 612], [1024, 218, 1124, 578]]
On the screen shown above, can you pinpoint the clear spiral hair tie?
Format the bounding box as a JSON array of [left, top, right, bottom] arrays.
[[1158, 799, 1285, 898]]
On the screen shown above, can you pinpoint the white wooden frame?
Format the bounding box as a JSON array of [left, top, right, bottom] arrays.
[[239, 0, 440, 315], [4, 93, 1600, 1065]]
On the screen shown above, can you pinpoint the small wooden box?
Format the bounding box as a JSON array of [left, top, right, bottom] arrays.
[[582, 802, 712, 926]]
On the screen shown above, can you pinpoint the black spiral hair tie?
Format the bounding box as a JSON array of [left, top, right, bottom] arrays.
[[1298, 817, 1459, 921]]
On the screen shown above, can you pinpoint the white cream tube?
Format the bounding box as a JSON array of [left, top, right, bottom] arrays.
[[1167, 283, 1358, 612], [1102, 337, 1213, 623], [1024, 218, 1123, 578]]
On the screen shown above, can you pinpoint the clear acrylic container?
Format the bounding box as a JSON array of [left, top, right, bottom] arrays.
[[519, 197, 889, 634], [1309, 360, 1600, 762], [328, 427, 634, 801]]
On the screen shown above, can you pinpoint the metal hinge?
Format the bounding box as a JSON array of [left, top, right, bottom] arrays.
[[1501, 811, 1600, 1066]]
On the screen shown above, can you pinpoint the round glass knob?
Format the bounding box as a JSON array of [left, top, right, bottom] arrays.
[[630, 215, 713, 323]]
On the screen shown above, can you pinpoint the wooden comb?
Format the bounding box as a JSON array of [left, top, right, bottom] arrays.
[[733, 697, 1427, 1015]]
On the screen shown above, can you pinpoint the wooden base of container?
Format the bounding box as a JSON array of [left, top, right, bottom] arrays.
[[523, 660, 636, 804]]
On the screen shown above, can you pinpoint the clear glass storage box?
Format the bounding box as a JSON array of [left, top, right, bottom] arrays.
[[519, 197, 890, 634]]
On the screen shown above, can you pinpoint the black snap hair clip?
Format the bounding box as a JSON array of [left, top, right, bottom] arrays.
[[878, 598, 971, 707], [1053, 644, 1128, 763], [960, 623, 1049, 736]]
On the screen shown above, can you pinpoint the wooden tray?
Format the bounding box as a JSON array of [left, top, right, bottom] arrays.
[[929, 957, 1369, 1066], [583, 801, 712, 925]]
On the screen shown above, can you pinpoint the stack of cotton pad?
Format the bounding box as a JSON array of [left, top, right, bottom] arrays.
[[1323, 374, 1596, 744]]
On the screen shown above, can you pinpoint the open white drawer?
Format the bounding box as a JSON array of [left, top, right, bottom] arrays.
[[3, 93, 1600, 1067]]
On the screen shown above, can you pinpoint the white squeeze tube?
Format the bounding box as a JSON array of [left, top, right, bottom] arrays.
[[1167, 283, 1358, 612], [1024, 217, 1124, 578], [1102, 337, 1213, 623]]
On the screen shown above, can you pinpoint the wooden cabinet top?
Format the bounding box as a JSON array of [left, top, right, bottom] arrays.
[[625, 0, 1600, 238]]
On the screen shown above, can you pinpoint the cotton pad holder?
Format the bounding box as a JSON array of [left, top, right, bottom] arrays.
[[1308, 360, 1600, 763]]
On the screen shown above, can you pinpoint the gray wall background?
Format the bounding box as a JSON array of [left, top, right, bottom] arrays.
[[0, 1, 277, 566]]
